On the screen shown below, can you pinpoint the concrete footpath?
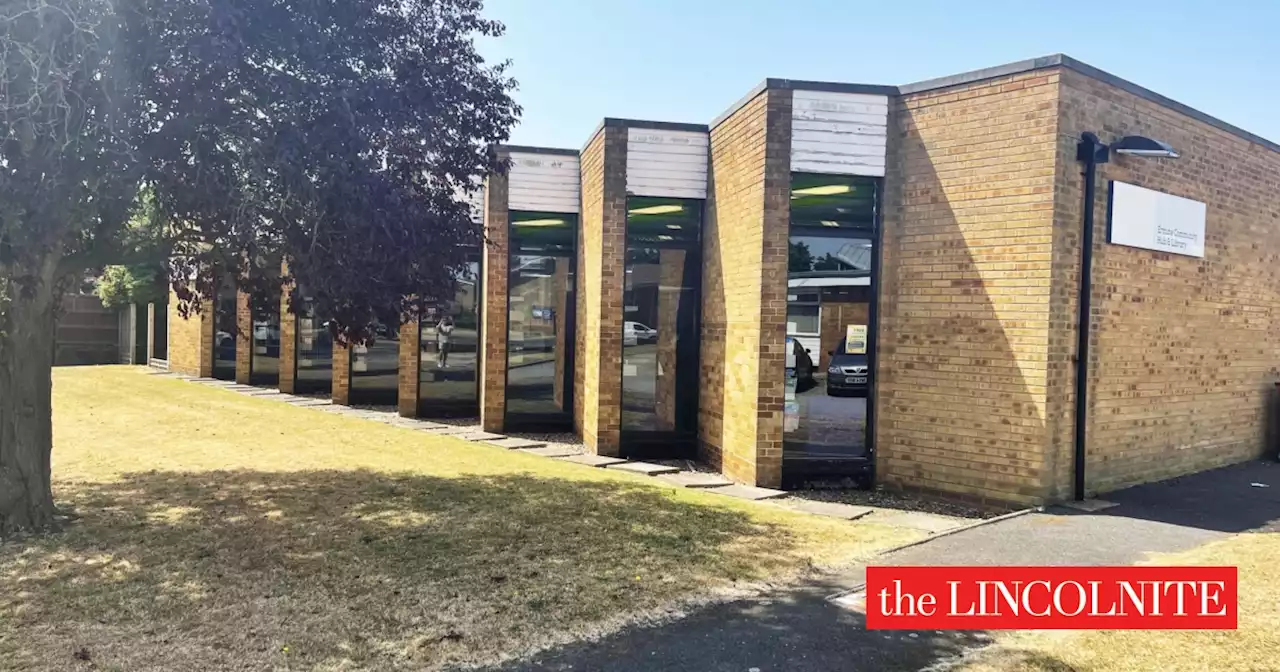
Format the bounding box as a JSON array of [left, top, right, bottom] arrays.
[[496, 461, 1280, 672]]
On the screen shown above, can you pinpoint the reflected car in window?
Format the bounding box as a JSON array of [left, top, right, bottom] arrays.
[[623, 321, 657, 346], [826, 338, 869, 397]]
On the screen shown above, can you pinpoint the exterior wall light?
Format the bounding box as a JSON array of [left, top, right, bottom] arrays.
[[1072, 132, 1180, 501]]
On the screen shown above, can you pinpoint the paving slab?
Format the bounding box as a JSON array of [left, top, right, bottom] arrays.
[[485, 437, 547, 450], [871, 510, 965, 534], [402, 420, 449, 430], [1059, 498, 1118, 512], [457, 431, 505, 441], [288, 399, 333, 407], [382, 417, 438, 429], [656, 471, 735, 489], [777, 499, 875, 520], [706, 484, 787, 501], [519, 445, 582, 458], [418, 425, 474, 435], [556, 453, 627, 468], [606, 461, 680, 476]]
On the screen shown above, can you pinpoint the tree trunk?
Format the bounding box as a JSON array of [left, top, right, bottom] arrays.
[[0, 286, 58, 537]]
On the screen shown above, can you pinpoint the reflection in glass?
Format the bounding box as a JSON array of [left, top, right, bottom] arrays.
[[212, 284, 237, 380], [350, 320, 400, 405], [784, 173, 878, 466], [250, 294, 280, 386], [506, 211, 575, 428], [151, 301, 168, 361], [419, 256, 480, 416], [133, 304, 149, 364], [621, 197, 700, 444], [295, 298, 333, 393]]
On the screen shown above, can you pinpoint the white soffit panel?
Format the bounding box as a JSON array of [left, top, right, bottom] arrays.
[[626, 128, 709, 199], [507, 152, 580, 213], [791, 90, 888, 177]]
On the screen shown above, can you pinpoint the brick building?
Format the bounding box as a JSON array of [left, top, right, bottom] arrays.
[[148, 54, 1280, 507]]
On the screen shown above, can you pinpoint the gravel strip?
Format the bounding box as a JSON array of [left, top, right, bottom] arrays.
[[786, 482, 997, 521]]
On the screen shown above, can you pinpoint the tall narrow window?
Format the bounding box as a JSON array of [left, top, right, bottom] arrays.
[[784, 173, 879, 473], [295, 297, 333, 394], [212, 278, 238, 380], [621, 197, 701, 454], [151, 300, 168, 362], [350, 319, 400, 405], [505, 211, 576, 429], [250, 292, 281, 386], [419, 251, 481, 417]]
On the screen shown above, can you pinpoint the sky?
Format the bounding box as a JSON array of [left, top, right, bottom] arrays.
[[477, 0, 1279, 149]]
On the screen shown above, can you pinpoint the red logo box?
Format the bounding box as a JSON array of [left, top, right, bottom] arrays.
[[865, 566, 1237, 630]]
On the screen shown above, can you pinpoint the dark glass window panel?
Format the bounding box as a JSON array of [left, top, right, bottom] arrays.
[[509, 211, 576, 251], [624, 197, 701, 244], [784, 173, 877, 463], [295, 298, 333, 393], [621, 246, 700, 435], [250, 295, 280, 386], [506, 212, 576, 427], [133, 305, 149, 363], [350, 321, 399, 405], [419, 257, 481, 417], [212, 283, 237, 381], [151, 301, 168, 360], [789, 173, 877, 230], [621, 197, 701, 439]]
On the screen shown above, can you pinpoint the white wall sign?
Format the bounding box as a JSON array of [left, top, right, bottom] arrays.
[[1108, 181, 1206, 258]]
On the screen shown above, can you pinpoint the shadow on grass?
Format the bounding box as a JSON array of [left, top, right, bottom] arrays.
[[1, 469, 817, 671]]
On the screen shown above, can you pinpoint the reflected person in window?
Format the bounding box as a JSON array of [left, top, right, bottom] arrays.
[[436, 315, 455, 368]]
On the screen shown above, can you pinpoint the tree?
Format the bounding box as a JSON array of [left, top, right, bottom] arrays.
[[788, 240, 814, 274], [93, 192, 171, 309], [0, 0, 518, 535]]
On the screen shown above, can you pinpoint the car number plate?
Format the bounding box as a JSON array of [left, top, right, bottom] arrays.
[[852, 376, 867, 384]]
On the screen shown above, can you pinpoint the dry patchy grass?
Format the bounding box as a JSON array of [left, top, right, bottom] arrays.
[[0, 367, 920, 671], [962, 533, 1280, 672]]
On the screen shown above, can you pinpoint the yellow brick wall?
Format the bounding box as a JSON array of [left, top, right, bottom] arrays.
[[701, 88, 791, 487], [574, 127, 626, 456], [277, 277, 297, 394], [575, 131, 605, 448], [398, 319, 420, 417], [877, 70, 1063, 506], [479, 171, 510, 432], [166, 288, 214, 378], [1055, 69, 1280, 495], [234, 288, 252, 384]]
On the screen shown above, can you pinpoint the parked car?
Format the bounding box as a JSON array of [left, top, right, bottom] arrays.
[[623, 321, 657, 346], [826, 337, 869, 397], [785, 337, 815, 390]]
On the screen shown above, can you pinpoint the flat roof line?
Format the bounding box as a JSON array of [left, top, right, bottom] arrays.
[[602, 118, 708, 133], [709, 79, 896, 130], [901, 54, 1280, 154], [498, 144, 579, 157]]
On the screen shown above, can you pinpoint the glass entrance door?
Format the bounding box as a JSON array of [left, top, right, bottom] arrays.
[[505, 211, 576, 430], [620, 197, 701, 457], [783, 173, 880, 485]]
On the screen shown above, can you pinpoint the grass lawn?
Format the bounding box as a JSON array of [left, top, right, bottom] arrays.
[[962, 533, 1280, 672], [0, 367, 921, 671]]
